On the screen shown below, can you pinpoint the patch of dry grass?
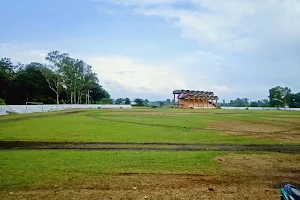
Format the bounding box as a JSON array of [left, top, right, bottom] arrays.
[[209, 120, 300, 143]]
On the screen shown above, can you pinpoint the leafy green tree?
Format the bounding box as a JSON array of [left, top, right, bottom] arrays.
[[165, 99, 171, 105], [0, 58, 15, 73], [40, 65, 62, 105], [283, 87, 292, 107], [0, 98, 6, 105], [115, 98, 124, 104], [143, 99, 149, 105], [290, 93, 300, 108], [125, 98, 131, 105], [250, 101, 259, 107], [269, 86, 285, 108], [134, 98, 144, 106]]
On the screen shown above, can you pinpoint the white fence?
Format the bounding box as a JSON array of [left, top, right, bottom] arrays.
[[0, 104, 132, 115], [221, 106, 300, 111]]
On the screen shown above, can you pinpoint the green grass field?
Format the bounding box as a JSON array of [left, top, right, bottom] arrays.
[[1, 108, 300, 199]]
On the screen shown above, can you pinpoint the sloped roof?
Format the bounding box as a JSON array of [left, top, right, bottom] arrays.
[[173, 89, 218, 100]]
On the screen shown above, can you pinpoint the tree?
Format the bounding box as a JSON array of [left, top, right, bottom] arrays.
[[40, 66, 62, 105], [0, 58, 15, 73], [165, 99, 171, 105], [125, 98, 131, 105], [144, 99, 149, 105], [283, 87, 292, 107], [0, 98, 6, 105], [269, 86, 285, 109], [134, 98, 144, 106], [158, 101, 164, 107], [115, 98, 124, 104], [0, 54, 110, 105], [250, 101, 259, 107], [290, 93, 300, 108]]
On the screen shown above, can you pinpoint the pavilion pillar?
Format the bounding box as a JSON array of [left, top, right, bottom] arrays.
[[216, 100, 218, 107], [173, 94, 175, 107], [198, 98, 200, 107], [207, 98, 209, 107], [193, 98, 195, 107], [188, 98, 190, 108]]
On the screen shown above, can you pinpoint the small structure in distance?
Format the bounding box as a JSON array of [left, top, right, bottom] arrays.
[[173, 89, 219, 109]]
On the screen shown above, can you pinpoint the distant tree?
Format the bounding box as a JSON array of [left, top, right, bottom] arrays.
[[158, 101, 164, 107], [283, 87, 292, 107], [250, 101, 259, 107], [290, 93, 300, 108], [144, 99, 149, 105], [269, 86, 285, 109], [115, 98, 124, 104], [110, 99, 115, 104], [261, 99, 269, 107], [99, 98, 110, 104], [165, 99, 171, 105], [125, 98, 131, 105], [134, 98, 144, 106]]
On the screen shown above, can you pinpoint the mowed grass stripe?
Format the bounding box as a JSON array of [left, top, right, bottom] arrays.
[[0, 150, 225, 189]]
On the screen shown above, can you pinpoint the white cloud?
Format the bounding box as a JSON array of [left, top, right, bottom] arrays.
[[86, 56, 188, 97], [95, 0, 300, 52], [0, 44, 47, 64]]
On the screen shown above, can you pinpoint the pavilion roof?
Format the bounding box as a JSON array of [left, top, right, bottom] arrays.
[[173, 89, 218, 99]]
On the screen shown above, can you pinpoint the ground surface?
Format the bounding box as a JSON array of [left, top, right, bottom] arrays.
[[1, 108, 300, 199]]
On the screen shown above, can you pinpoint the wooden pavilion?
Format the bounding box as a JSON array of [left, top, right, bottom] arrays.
[[173, 90, 219, 109]]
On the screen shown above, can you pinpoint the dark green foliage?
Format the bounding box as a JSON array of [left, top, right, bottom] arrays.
[[0, 54, 110, 105], [290, 93, 300, 108], [125, 98, 131, 105], [134, 98, 144, 106], [0, 98, 6, 105], [269, 86, 288, 108]]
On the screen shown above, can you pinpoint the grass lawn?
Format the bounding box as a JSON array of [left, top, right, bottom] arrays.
[[1, 108, 300, 144], [0, 150, 225, 189], [1, 108, 300, 199]]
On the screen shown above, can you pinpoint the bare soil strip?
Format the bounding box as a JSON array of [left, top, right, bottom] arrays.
[[1, 141, 300, 153]]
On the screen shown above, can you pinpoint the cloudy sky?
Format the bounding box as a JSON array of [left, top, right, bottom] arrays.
[[1, 0, 299, 101]]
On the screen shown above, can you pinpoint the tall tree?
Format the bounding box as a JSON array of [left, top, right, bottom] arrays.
[[283, 87, 292, 107], [134, 98, 144, 106], [269, 86, 285, 109], [125, 98, 131, 105], [40, 65, 62, 105]]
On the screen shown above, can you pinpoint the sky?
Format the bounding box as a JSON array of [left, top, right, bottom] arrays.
[[0, 0, 300, 101]]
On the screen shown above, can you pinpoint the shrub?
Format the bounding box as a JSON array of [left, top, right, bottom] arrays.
[[0, 98, 6, 105]]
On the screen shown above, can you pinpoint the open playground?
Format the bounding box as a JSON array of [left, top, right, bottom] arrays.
[[1, 108, 300, 199]]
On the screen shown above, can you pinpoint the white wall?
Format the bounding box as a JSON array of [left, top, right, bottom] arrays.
[[0, 104, 132, 115], [221, 106, 300, 111]]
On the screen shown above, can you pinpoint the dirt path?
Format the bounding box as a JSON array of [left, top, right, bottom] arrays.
[[1, 141, 300, 153]]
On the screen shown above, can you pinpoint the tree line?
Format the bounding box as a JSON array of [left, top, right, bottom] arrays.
[[0, 51, 110, 105], [219, 86, 300, 108]]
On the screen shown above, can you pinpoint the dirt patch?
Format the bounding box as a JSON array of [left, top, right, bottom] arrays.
[[0, 173, 282, 199], [215, 153, 300, 189], [1, 141, 300, 153], [209, 120, 300, 143]]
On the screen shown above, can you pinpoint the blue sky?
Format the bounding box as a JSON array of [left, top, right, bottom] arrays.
[[1, 0, 300, 101]]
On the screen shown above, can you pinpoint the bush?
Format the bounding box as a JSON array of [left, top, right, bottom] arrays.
[[0, 98, 6, 105], [33, 96, 56, 104]]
